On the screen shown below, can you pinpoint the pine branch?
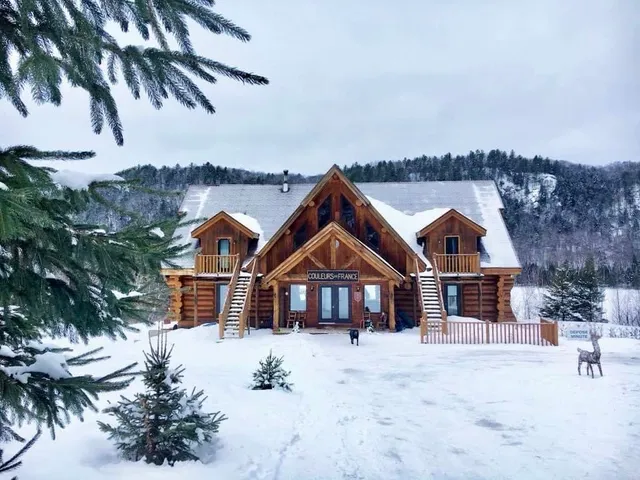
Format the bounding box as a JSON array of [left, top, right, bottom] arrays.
[[1, 0, 269, 144]]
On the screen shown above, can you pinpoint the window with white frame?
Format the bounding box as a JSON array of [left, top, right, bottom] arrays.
[[290, 284, 307, 311], [364, 285, 381, 313]]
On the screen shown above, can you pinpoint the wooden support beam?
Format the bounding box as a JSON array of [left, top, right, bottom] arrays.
[[388, 280, 396, 331], [330, 235, 337, 269], [273, 282, 280, 331], [308, 252, 327, 269], [341, 254, 358, 270]]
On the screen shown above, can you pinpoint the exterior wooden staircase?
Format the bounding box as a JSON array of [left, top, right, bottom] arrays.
[[416, 259, 448, 341], [218, 261, 257, 339]]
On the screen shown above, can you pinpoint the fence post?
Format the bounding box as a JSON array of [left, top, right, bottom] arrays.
[[485, 320, 490, 344]]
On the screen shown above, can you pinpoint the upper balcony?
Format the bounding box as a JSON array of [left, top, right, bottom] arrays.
[[433, 253, 481, 275], [195, 254, 239, 275]]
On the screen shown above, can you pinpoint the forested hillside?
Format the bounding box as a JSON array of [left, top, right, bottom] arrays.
[[81, 150, 640, 286]]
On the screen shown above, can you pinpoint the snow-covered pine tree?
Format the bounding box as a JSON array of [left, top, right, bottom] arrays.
[[98, 333, 227, 466], [0, 147, 191, 472], [251, 350, 293, 391], [540, 263, 577, 321], [571, 257, 605, 322]]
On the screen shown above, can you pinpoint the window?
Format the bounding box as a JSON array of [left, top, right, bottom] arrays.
[[365, 222, 380, 250], [318, 195, 332, 230], [293, 224, 307, 251], [476, 236, 482, 253], [364, 285, 381, 313], [340, 195, 355, 232], [290, 284, 307, 311], [445, 236, 459, 255]]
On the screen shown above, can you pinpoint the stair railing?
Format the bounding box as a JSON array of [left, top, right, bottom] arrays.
[[218, 258, 241, 339], [415, 258, 427, 343], [431, 255, 448, 334], [238, 260, 258, 339]]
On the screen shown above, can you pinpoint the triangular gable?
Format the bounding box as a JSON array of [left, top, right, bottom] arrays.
[[258, 165, 425, 270], [191, 211, 259, 239], [263, 221, 404, 285], [416, 209, 486, 238]]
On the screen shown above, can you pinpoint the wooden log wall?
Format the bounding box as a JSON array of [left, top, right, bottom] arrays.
[[451, 275, 516, 322], [179, 277, 217, 327], [165, 276, 183, 323], [250, 287, 275, 328], [394, 283, 417, 324]]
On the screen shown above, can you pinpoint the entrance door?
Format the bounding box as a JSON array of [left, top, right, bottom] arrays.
[[319, 285, 351, 323], [216, 283, 229, 317], [217, 238, 231, 272], [443, 284, 461, 316]]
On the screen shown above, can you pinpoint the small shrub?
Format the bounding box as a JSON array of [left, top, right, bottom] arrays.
[[251, 350, 292, 391]]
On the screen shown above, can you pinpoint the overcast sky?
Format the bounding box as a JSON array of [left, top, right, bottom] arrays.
[[0, 0, 637, 175]]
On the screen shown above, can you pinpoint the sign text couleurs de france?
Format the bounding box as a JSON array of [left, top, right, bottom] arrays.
[[307, 270, 359, 282]]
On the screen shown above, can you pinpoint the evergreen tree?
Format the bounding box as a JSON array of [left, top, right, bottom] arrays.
[[0, 146, 190, 474], [540, 263, 576, 322], [1, 0, 268, 145], [251, 350, 292, 391], [98, 333, 226, 466], [571, 257, 605, 322]]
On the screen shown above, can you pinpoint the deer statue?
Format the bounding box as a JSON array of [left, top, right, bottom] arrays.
[[577, 331, 603, 378]]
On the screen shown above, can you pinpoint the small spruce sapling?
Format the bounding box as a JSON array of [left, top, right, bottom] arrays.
[[98, 332, 227, 466], [251, 350, 293, 391], [292, 321, 300, 334]]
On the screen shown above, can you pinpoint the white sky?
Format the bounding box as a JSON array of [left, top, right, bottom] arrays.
[[0, 0, 637, 174]]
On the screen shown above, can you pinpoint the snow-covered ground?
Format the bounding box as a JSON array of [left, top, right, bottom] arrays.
[[15, 326, 640, 480]]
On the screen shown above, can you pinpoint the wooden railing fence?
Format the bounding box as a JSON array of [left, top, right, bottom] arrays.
[[423, 319, 559, 346], [196, 254, 238, 274], [433, 253, 481, 274]]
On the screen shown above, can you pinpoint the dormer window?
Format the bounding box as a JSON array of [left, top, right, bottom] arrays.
[[365, 222, 380, 251], [340, 195, 355, 232], [293, 224, 307, 251], [318, 195, 332, 230]]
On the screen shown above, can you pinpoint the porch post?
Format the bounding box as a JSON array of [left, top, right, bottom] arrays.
[[478, 281, 483, 321], [193, 277, 198, 328], [388, 280, 396, 331], [273, 281, 280, 331]]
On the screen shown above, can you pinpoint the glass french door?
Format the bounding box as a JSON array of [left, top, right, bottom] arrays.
[[319, 285, 351, 323]]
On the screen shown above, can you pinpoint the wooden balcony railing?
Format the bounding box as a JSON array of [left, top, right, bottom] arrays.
[[195, 254, 238, 274], [433, 253, 480, 274]]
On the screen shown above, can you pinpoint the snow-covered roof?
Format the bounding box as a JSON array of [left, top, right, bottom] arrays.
[[169, 180, 520, 269]]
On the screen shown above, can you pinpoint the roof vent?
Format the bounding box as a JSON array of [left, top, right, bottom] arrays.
[[282, 169, 289, 193]]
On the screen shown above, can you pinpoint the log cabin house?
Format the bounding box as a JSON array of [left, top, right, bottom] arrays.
[[162, 165, 521, 339]]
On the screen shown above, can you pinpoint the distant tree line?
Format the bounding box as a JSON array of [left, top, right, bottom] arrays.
[[85, 149, 640, 287]]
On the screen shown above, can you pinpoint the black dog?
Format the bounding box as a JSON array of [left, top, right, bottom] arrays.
[[348, 328, 359, 346]]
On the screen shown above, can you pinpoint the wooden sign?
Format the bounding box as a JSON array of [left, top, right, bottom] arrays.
[[307, 270, 359, 282]]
